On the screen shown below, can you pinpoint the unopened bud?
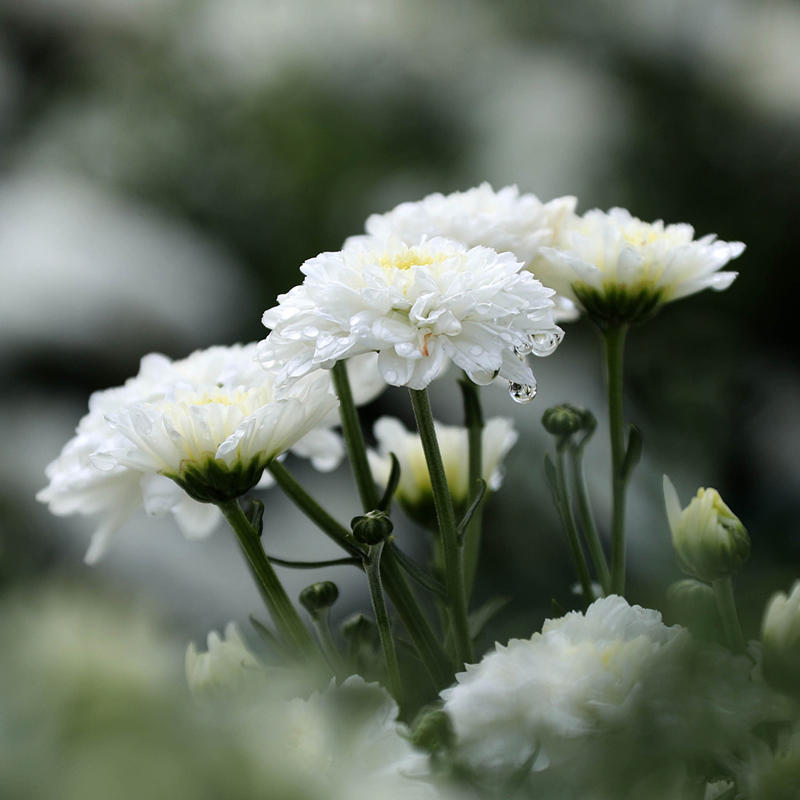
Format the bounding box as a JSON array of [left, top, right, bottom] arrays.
[[663, 476, 749, 583], [299, 581, 339, 616], [666, 579, 721, 642], [410, 708, 454, 755], [762, 581, 800, 697], [542, 404, 586, 438], [351, 510, 394, 546]]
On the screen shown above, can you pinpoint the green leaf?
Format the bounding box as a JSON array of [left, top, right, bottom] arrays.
[[621, 424, 643, 481], [378, 452, 401, 512], [544, 453, 559, 500], [456, 479, 487, 544], [390, 545, 447, 600], [244, 498, 265, 537]]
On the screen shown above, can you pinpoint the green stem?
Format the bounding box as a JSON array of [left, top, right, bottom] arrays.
[[409, 388, 472, 666], [569, 445, 611, 594], [555, 448, 594, 603], [328, 361, 453, 687], [459, 376, 484, 602], [331, 360, 379, 510], [603, 324, 629, 596], [364, 541, 403, 700], [712, 576, 746, 654], [218, 499, 317, 659], [267, 461, 363, 558]]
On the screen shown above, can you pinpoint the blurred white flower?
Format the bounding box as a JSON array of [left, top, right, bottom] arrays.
[[351, 183, 579, 321], [734, 719, 800, 800], [663, 476, 750, 583], [38, 345, 375, 562], [441, 595, 771, 797], [367, 416, 517, 523], [260, 236, 562, 392], [539, 207, 744, 326], [185, 622, 262, 697], [761, 580, 800, 698]]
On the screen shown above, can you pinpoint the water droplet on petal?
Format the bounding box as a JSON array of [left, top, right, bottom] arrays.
[[508, 381, 537, 404], [513, 337, 535, 358], [530, 330, 564, 357]]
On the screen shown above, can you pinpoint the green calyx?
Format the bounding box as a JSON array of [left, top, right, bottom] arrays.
[[351, 510, 394, 546], [165, 456, 266, 504], [299, 581, 340, 615], [573, 281, 664, 328]]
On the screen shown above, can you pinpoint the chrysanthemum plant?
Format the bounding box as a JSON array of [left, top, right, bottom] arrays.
[[41, 185, 800, 798]]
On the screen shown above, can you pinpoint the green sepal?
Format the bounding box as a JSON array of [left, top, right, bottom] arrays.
[[166, 455, 265, 504], [573, 281, 664, 329]]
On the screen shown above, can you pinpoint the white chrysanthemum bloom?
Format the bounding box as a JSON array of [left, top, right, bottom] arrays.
[[185, 622, 262, 697], [663, 476, 750, 583], [367, 416, 517, 525], [352, 183, 579, 321], [39, 345, 379, 562], [260, 236, 563, 397], [279, 676, 438, 800], [538, 207, 745, 326], [762, 581, 800, 697], [441, 596, 772, 797]]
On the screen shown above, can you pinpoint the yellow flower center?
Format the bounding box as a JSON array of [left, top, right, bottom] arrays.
[[377, 247, 447, 272]]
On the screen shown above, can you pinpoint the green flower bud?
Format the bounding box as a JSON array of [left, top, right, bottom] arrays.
[[666, 579, 722, 643], [762, 581, 800, 697], [410, 708, 454, 755], [299, 581, 339, 616], [541, 404, 586, 438], [663, 476, 750, 583], [351, 510, 394, 546]]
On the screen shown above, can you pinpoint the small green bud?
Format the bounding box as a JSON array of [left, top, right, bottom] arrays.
[[341, 612, 376, 643], [666, 579, 722, 643], [762, 581, 800, 697], [351, 510, 394, 546], [410, 708, 454, 755], [663, 476, 750, 583], [299, 581, 339, 616], [542, 404, 585, 438]]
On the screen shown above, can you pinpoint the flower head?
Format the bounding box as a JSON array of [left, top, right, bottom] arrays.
[[761, 581, 800, 697], [352, 183, 579, 321], [260, 236, 563, 393], [38, 344, 376, 561], [185, 622, 262, 698], [663, 476, 750, 583], [539, 207, 744, 326], [367, 416, 517, 526], [441, 596, 771, 797]]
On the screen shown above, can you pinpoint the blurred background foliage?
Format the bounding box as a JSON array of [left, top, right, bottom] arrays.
[[2, 0, 799, 682]]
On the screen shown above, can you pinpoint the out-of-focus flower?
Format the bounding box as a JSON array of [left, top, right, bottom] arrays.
[[38, 345, 382, 562], [186, 622, 262, 698], [663, 476, 750, 583], [367, 416, 517, 526], [538, 208, 744, 326], [761, 581, 800, 697], [735, 720, 800, 800], [259, 236, 563, 393], [351, 183, 579, 320], [441, 595, 771, 798]]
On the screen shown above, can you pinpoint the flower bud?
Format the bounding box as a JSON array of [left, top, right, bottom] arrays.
[[299, 581, 339, 616], [761, 581, 800, 697], [410, 708, 455, 755], [185, 622, 261, 697], [541, 404, 586, 438], [666, 579, 722, 643], [351, 510, 394, 546], [663, 476, 750, 583]]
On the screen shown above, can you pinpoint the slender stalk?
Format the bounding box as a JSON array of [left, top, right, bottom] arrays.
[[218, 499, 317, 659], [555, 448, 594, 603], [331, 360, 379, 510], [569, 445, 611, 594], [409, 388, 472, 666], [328, 362, 453, 687], [459, 376, 484, 602], [364, 541, 403, 700], [712, 576, 746, 654], [603, 324, 629, 596], [267, 461, 363, 557]]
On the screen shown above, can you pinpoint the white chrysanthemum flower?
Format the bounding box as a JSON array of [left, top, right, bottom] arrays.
[[260, 236, 563, 396], [762, 580, 800, 697], [538, 207, 745, 326], [441, 596, 772, 797], [281, 676, 438, 800], [367, 416, 517, 525], [39, 345, 380, 561], [352, 183, 579, 321], [185, 622, 262, 697]]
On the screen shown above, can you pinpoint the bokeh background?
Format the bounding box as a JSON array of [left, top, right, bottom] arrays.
[[2, 0, 799, 667]]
